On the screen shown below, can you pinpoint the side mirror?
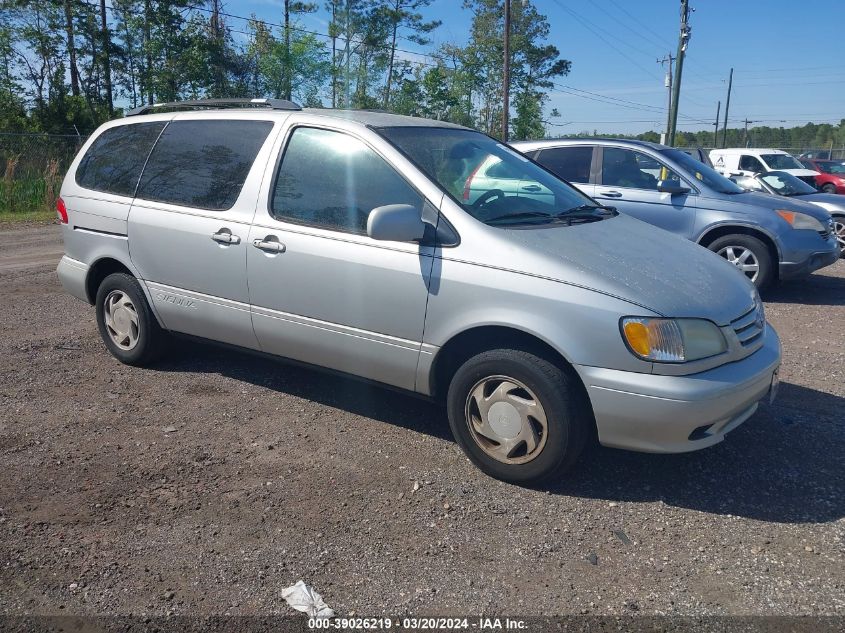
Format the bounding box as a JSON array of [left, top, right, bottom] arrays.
[[657, 180, 691, 195], [367, 204, 426, 242]]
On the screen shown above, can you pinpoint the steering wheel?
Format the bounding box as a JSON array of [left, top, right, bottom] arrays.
[[471, 188, 505, 210]]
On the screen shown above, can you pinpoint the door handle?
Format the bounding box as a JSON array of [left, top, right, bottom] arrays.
[[211, 230, 241, 244], [252, 238, 285, 253], [598, 190, 623, 198], [521, 184, 542, 192]]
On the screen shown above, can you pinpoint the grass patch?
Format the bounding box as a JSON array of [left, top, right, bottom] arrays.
[[0, 208, 57, 226]]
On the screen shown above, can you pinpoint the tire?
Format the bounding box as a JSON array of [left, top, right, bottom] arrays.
[[832, 214, 845, 256], [446, 348, 590, 485], [708, 234, 773, 289], [95, 272, 168, 366], [822, 183, 837, 194]]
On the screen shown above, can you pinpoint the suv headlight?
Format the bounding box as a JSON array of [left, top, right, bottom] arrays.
[[776, 209, 826, 231], [621, 317, 727, 362]]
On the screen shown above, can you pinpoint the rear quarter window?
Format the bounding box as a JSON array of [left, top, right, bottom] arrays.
[[136, 120, 273, 211], [75, 122, 166, 196]]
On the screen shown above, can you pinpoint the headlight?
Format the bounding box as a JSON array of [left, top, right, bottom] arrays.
[[621, 317, 727, 362], [776, 209, 826, 231]]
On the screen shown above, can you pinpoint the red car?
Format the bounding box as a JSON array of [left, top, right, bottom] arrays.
[[800, 158, 845, 194]]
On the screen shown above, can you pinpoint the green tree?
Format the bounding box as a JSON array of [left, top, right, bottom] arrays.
[[380, 0, 440, 108]]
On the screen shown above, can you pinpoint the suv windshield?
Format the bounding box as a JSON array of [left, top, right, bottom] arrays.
[[761, 153, 804, 170], [759, 171, 819, 196], [660, 148, 745, 194], [377, 127, 602, 226]]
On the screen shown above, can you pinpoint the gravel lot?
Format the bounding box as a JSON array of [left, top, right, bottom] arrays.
[[0, 223, 843, 618]]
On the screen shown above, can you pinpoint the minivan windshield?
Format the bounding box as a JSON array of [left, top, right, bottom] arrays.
[[377, 127, 605, 226], [660, 148, 746, 194], [761, 153, 804, 170]]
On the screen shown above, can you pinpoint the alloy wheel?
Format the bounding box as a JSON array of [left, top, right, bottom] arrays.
[[717, 245, 760, 283], [834, 217, 845, 251]]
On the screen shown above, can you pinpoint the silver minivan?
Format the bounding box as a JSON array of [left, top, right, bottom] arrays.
[[56, 100, 781, 484]]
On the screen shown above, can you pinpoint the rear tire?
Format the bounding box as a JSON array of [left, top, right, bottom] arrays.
[[708, 234, 773, 289], [822, 183, 837, 194], [446, 348, 590, 485], [95, 272, 168, 366]]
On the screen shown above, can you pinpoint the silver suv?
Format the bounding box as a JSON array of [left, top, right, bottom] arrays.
[[512, 138, 840, 289], [56, 99, 781, 484]]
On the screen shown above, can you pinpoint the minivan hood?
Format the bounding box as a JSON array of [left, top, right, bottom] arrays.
[[492, 214, 756, 326]]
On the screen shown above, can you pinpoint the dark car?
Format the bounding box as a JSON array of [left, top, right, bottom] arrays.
[[800, 158, 845, 194]]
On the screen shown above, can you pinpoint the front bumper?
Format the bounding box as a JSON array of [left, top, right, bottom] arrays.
[[576, 325, 781, 453], [57, 255, 90, 303], [779, 233, 840, 280]]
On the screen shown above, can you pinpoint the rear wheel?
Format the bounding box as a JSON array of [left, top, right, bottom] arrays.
[[832, 214, 845, 255], [708, 234, 773, 289], [446, 348, 590, 485], [95, 272, 168, 366], [822, 183, 837, 194]]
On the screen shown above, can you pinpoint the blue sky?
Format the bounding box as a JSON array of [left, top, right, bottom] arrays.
[[237, 0, 845, 135]]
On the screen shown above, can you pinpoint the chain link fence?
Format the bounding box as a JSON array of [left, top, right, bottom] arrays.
[[0, 132, 87, 215]]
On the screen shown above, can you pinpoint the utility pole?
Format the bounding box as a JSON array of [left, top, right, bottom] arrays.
[[743, 118, 757, 147], [713, 100, 720, 148], [667, 0, 691, 146], [720, 67, 733, 148], [502, 0, 511, 141], [658, 53, 674, 145]]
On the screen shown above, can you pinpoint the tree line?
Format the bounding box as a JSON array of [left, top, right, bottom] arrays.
[[0, 0, 570, 140]]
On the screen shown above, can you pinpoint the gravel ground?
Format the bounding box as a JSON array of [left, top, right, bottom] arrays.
[[0, 223, 843, 618]]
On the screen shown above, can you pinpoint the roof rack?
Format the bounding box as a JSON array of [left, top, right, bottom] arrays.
[[125, 98, 302, 117]]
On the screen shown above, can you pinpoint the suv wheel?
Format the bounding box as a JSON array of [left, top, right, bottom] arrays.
[[709, 234, 773, 289], [95, 272, 168, 366], [446, 349, 590, 484]]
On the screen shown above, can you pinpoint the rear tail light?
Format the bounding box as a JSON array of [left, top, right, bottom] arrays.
[[56, 197, 68, 224], [463, 162, 484, 201]]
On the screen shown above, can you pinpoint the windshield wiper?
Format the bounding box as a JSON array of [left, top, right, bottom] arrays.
[[557, 204, 616, 215], [485, 211, 553, 224]]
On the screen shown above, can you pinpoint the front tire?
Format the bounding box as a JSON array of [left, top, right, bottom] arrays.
[[446, 349, 590, 485], [822, 183, 837, 194], [95, 272, 168, 366], [708, 234, 773, 289], [832, 214, 845, 255]]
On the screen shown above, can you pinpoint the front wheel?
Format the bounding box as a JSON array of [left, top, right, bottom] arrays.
[[446, 349, 591, 484], [708, 234, 773, 289], [832, 215, 845, 255], [822, 183, 837, 194]]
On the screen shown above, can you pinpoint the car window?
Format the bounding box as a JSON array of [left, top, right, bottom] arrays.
[[271, 127, 423, 234], [485, 158, 525, 179], [739, 155, 765, 172], [136, 120, 273, 211], [535, 146, 592, 183], [377, 126, 598, 227], [601, 147, 681, 191], [760, 153, 803, 170], [75, 122, 166, 196]]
